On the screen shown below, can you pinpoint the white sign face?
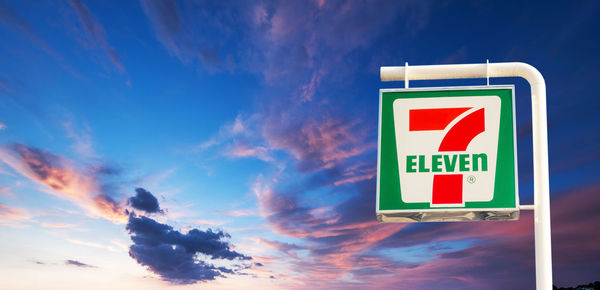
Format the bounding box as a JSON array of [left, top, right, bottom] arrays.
[[393, 96, 501, 207]]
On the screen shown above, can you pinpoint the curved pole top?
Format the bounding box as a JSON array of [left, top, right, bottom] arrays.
[[380, 62, 545, 88]]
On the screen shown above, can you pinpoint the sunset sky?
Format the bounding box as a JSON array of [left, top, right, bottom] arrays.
[[1, 0, 599, 289]]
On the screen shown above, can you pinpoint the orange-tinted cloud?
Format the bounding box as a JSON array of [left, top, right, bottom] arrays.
[[0, 144, 126, 223]]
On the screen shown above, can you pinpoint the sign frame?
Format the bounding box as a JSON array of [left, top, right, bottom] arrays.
[[376, 85, 520, 222]]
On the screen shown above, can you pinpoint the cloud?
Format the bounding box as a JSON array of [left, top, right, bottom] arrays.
[[62, 120, 98, 159], [332, 163, 377, 186], [139, 0, 184, 61], [139, 0, 249, 72], [226, 142, 273, 162], [0, 186, 14, 197], [126, 214, 252, 284], [67, 238, 121, 253], [137, 0, 432, 79], [198, 96, 384, 285], [204, 113, 374, 176], [324, 183, 600, 289], [0, 0, 59, 58], [191, 219, 227, 227], [263, 117, 375, 172], [0, 0, 80, 77], [0, 144, 127, 223], [128, 188, 163, 214], [0, 121, 5, 130], [247, 0, 432, 82], [548, 184, 600, 286], [190, 113, 279, 166], [65, 259, 97, 268], [258, 238, 303, 259], [0, 203, 32, 227], [40, 222, 77, 229], [215, 209, 256, 217], [68, 0, 124, 73], [194, 114, 258, 152]]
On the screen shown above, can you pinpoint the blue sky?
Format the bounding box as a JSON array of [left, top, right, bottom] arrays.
[[0, 0, 599, 289]]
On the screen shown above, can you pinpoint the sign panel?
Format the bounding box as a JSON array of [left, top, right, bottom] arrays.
[[377, 86, 519, 222]]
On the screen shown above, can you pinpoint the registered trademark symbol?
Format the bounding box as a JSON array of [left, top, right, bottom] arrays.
[[467, 175, 476, 184]]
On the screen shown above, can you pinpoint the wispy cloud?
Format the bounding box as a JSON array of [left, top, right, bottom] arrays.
[[139, 0, 245, 72], [0, 0, 80, 77], [0, 203, 32, 227], [0, 186, 14, 197], [40, 222, 77, 229], [0, 144, 127, 223], [190, 219, 228, 227], [68, 0, 124, 73], [310, 183, 600, 289], [65, 259, 97, 268], [257, 238, 303, 259], [0, 0, 60, 59], [67, 238, 121, 253], [62, 120, 98, 160], [226, 142, 274, 162], [215, 209, 256, 217], [263, 117, 375, 172], [139, 0, 185, 62], [176, 2, 438, 286]]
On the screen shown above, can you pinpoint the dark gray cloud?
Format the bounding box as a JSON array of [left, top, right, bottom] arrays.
[[65, 259, 96, 268], [126, 214, 251, 284], [128, 188, 163, 214]]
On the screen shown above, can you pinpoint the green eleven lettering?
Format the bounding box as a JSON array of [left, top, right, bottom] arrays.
[[406, 153, 487, 173]]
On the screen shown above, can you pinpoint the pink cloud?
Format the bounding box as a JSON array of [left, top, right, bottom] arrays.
[[0, 144, 127, 223], [216, 209, 256, 217], [40, 222, 77, 229], [257, 238, 303, 259], [226, 142, 274, 162], [0, 186, 14, 197], [333, 166, 376, 186], [299, 69, 324, 102], [0, 203, 32, 227], [251, 171, 600, 288], [549, 184, 600, 286], [263, 116, 375, 172]]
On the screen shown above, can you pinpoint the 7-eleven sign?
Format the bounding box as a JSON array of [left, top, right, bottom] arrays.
[[377, 86, 519, 222]]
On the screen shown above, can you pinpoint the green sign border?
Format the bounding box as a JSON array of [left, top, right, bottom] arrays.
[[377, 86, 519, 213]]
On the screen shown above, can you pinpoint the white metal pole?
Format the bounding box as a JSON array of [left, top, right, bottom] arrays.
[[381, 62, 552, 289]]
